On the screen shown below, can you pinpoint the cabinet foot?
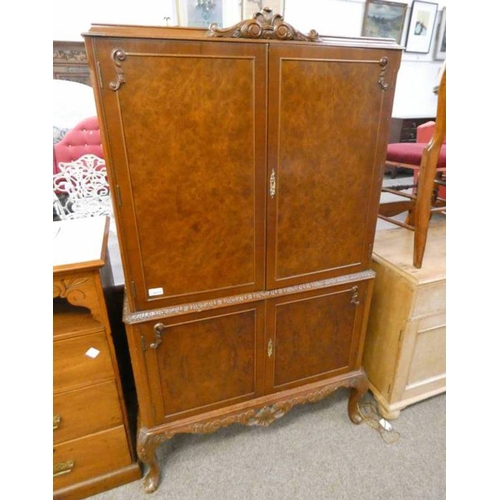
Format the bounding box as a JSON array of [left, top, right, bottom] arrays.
[[348, 373, 369, 424], [137, 428, 172, 493], [377, 402, 401, 421]]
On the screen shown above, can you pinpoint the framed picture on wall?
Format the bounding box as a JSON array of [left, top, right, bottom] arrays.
[[361, 0, 408, 44], [434, 7, 446, 60], [177, 0, 241, 28], [405, 1, 438, 53], [242, 0, 284, 19], [178, 0, 222, 27]]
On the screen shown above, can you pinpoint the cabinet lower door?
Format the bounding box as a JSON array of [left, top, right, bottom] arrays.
[[135, 303, 266, 425], [265, 281, 369, 393]]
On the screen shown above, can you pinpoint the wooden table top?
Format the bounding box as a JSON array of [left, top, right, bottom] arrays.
[[53, 216, 110, 274], [372, 219, 446, 284]]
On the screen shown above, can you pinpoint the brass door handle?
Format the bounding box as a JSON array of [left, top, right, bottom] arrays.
[[150, 323, 168, 350], [53, 460, 75, 477]]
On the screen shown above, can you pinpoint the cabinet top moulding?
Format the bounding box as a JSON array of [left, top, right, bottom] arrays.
[[83, 11, 402, 51]]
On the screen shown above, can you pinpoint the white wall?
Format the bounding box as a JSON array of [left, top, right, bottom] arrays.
[[53, 0, 446, 117]]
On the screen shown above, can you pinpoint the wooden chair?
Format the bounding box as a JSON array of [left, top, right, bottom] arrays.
[[378, 67, 446, 269]]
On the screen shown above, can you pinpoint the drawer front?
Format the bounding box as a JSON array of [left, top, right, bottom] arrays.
[[53, 380, 123, 444], [413, 281, 445, 317], [53, 331, 115, 392], [53, 426, 132, 490]]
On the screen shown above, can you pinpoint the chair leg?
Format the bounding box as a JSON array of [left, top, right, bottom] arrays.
[[413, 150, 440, 268]]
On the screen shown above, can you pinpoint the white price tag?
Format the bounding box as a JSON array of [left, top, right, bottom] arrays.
[[85, 347, 100, 359]]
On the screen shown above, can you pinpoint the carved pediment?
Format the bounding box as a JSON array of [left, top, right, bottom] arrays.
[[208, 7, 321, 42]]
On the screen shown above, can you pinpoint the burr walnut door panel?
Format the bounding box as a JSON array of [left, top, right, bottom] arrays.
[[266, 44, 399, 289], [135, 302, 266, 425], [264, 280, 371, 393], [91, 39, 268, 310]]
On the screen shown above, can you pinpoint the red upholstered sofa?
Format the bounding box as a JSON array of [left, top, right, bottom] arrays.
[[53, 116, 110, 218], [53, 115, 104, 175]]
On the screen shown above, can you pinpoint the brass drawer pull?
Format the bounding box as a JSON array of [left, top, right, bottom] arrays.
[[53, 415, 62, 430], [53, 460, 75, 477], [267, 339, 273, 358]]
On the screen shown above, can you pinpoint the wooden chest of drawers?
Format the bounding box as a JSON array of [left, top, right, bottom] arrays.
[[53, 217, 141, 499], [362, 221, 446, 419]]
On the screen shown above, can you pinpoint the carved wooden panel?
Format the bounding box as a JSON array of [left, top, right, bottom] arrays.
[[92, 39, 268, 311], [53, 41, 91, 86]]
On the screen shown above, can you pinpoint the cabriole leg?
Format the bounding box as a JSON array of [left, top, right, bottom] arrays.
[[348, 374, 369, 424], [137, 429, 170, 493]]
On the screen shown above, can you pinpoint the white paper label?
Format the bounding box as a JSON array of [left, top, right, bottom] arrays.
[[148, 287, 164, 297], [379, 418, 393, 431], [85, 347, 100, 359]]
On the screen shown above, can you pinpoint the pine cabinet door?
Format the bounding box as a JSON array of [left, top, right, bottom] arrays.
[[266, 44, 399, 289], [91, 39, 268, 310]]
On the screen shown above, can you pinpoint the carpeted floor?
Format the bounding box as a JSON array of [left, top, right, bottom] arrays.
[[89, 390, 445, 500]]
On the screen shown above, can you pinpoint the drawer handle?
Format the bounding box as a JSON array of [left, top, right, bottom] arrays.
[[53, 415, 62, 430], [53, 460, 75, 477]]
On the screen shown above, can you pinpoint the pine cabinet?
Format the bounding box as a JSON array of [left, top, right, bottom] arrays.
[[84, 10, 402, 493], [363, 221, 446, 419]]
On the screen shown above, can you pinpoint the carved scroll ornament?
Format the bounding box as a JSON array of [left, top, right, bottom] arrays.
[[208, 7, 321, 42]]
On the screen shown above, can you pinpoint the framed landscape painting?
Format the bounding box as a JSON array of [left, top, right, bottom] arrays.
[[361, 0, 408, 44]]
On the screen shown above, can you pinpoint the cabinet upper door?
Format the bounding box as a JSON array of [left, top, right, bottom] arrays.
[[88, 38, 268, 310], [266, 44, 400, 289]]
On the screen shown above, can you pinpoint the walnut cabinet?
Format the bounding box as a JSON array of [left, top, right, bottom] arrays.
[[83, 11, 402, 493]]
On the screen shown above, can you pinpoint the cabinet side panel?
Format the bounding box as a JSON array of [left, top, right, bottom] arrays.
[[362, 259, 414, 401]]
